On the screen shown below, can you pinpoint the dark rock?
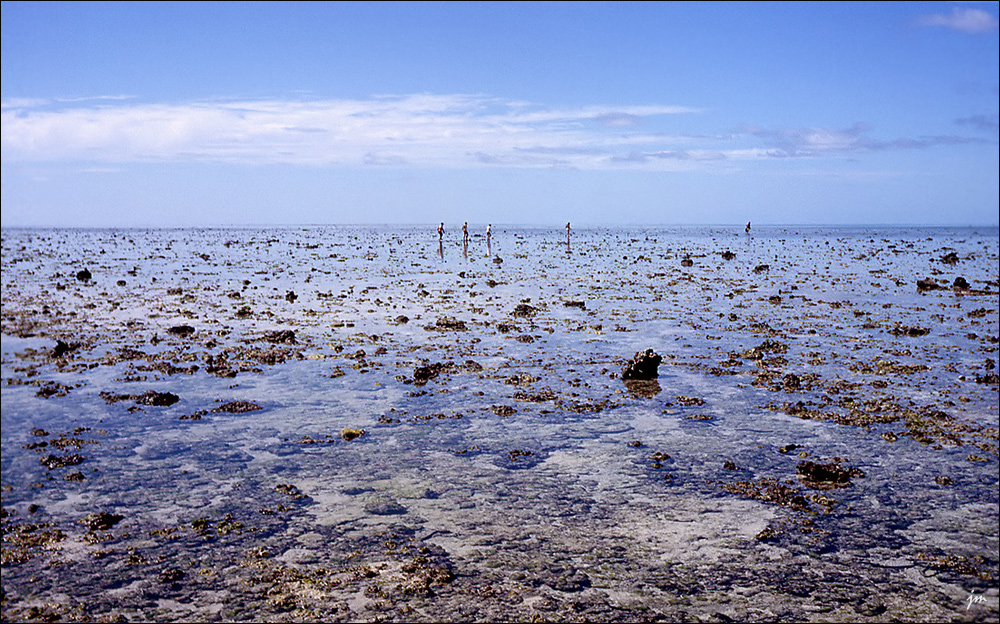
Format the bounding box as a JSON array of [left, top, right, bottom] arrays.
[[888, 323, 929, 337], [211, 400, 262, 413], [76, 268, 92, 282], [953, 276, 970, 290], [917, 278, 943, 292], [133, 390, 180, 407], [621, 349, 662, 380], [264, 329, 296, 344], [797, 460, 865, 488], [81, 512, 124, 531], [158, 568, 184, 583], [431, 316, 467, 331], [167, 325, 195, 338], [413, 361, 452, 385], [513, 303, 538, 318], [51, 340, 75, 358], [40, 453, 85, 469]]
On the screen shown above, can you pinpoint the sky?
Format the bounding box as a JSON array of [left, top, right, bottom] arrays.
[[1, 1, 998, 228]]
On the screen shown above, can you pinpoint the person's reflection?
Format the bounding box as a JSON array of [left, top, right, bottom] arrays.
[[438, 239, 444, 260], [462, 238, 468, 260]]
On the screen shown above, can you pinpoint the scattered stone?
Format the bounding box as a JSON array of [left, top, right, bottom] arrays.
[[211, 401, 262, 413], [80, 512, 124, 531], [428, 316, 467, 331], [133, 390, 180, 407], [40, 454, 85, 469], [797, 460, 865, 489], [917, 278, 943, 292], [167, 325, 195, 338], [513, 303, 538, 318], [889, 323, 930, 337], [340, 428, 365, 441], [264, 329, 297, 344], [158, 568, 184, 584]]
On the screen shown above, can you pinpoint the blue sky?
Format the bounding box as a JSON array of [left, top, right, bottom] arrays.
[[2, 1, 998, 227]]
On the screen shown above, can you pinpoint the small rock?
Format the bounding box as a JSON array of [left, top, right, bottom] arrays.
[[81, 512, 124, 531], [340, 428, 365, 441]]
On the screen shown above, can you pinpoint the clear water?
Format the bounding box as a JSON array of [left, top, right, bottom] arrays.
[[2, 225, 998, 622]]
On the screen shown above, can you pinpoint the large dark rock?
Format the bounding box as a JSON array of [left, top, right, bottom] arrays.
[[797, 460, 865, 488], [622, 348, 662, 380]]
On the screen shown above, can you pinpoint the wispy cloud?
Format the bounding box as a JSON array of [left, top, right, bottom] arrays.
[[1, 94, 698, 170], [740, 123, 985, 157], [0, 94, 986, 171], [955, 113, 1000, 133], [916, 7, 999, 34]]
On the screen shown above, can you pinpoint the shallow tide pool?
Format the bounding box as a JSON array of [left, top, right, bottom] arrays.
[[2, 225, 998, 622]]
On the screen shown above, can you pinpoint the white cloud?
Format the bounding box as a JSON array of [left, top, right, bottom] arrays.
[[0, 95, 700, 170], [917, 7, 999, 33], [0, 94, 984, 172]]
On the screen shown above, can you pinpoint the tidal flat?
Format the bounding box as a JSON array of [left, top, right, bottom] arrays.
[[2, 224, 998, 623]]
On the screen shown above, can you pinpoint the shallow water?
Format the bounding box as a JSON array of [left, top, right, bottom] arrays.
[[2, 225, 998, 622]]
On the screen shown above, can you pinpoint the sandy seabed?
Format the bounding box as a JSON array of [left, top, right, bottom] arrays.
[[2, 224, 998, 623]]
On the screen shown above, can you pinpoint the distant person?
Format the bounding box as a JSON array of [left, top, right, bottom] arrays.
[[438, 222, 444, 241], [486, 224, 492, 241], [566, 222, 571, 243], [463, 222, 469, 243], [745, 221, 751, 234]]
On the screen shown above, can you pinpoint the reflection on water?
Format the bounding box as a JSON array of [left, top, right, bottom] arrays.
[[1, 224, 998, 622]]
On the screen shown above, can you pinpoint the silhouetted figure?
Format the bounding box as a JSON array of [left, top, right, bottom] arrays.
[[745, 221, 751, 234], [566, 222, 571, 246], [462, 222, 469, 243], [438, 222, 444, 241]]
